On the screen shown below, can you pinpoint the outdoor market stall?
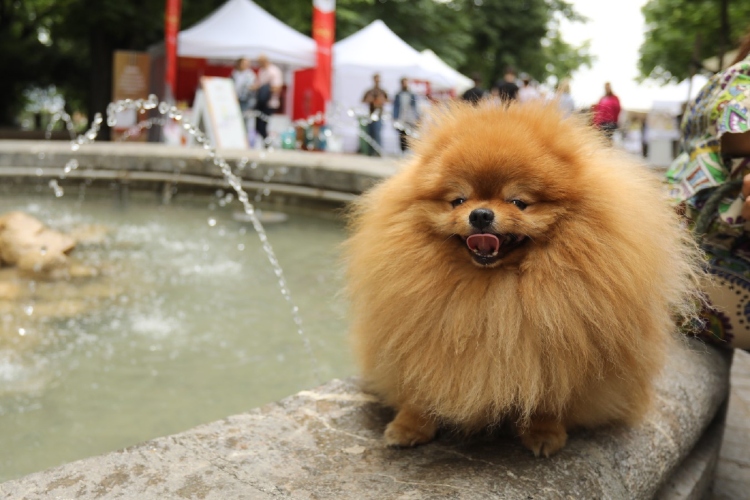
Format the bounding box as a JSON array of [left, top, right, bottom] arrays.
[[332, 20, 463, 155]]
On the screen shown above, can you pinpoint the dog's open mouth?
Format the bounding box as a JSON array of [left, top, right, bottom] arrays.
[[463, 233, 526, 265]]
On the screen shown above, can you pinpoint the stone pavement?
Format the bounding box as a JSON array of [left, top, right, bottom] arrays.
[[713, 349, 750, 499]]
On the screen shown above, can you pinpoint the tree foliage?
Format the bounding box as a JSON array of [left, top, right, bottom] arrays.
[[0, 0, 224, 126], [260, 0, 591, 88], [0, 0, 592, 127], [639, 0, 750, 83], [456, 0, 591, 87], [0, 0, 65, 124]]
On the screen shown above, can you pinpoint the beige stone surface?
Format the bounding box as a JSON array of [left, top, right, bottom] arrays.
[[0, 340, 731, 500], [0, 281, 22, 301], [0, 140, 398, 200]]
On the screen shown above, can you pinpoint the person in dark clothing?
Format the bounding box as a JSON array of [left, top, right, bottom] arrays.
[[461, 73, 486, 104], [495, 67, 519, 102], [362, 73, 388, 155], [253, 54, 284, 140], [393, 78, 419, 153]]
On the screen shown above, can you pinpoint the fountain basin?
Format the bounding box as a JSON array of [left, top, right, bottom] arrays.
[[0, 339, 731, 499], [0, 140, 733, 498], [0, 186, 353, 482], [0, 141, 398, 203]]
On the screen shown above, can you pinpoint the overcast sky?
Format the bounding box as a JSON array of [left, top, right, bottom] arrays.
[[559, 0, 655, 109]]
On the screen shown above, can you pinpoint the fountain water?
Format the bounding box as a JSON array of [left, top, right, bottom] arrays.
[[50, 94, 322, 382], [44, 111, 77, 141], [0, 92, 397, 480], [0, 186, 349, 481]]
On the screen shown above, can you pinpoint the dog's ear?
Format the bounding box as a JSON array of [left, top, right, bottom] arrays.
[[408, 101, 465, 168]]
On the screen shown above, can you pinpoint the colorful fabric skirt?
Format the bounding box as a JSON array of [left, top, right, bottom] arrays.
[[698, 245, 750, 349]]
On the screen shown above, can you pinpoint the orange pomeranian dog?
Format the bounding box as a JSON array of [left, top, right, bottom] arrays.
[[344, 100, 704, 457]]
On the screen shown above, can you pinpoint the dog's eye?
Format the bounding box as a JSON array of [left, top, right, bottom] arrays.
[[450, 198, 466, 208], [509, 199, 528, 210]]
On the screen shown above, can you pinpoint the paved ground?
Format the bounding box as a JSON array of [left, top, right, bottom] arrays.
[[713, 349, 750, 499]]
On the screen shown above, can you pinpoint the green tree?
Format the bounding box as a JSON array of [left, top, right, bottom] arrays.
[[0, 0, 591, 129], [0, 0, 67, 125], [639, 0, 750, 83], [0, 0, 223, 128], [324, 0, 591, 87], [454, 0, 591, 87], [255, 0, 474, 70]]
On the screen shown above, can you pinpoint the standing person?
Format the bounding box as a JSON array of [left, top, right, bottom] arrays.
[[495, 67, 519, 102], [461, 73, 486, 104], [362, 73, 388, 155], [231, 58, 256, 114], [488, 86, 503, 105], [555, 79, 575, 116], [392, 78, 419, 153], [664, 27, 750, 350], [592, 82, 621, 139], [254, 54, 284, 140], [517, 73, 541, 102]]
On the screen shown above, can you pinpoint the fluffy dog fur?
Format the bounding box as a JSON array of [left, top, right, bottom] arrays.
[[343, 100, 704, 457]]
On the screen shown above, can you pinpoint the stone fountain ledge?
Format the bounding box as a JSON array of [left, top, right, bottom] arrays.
[[0, 140, 399, 202], [0, 339, 731, 499]]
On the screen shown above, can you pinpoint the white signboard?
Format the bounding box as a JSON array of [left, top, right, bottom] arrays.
[[192, 76, 248, 149]]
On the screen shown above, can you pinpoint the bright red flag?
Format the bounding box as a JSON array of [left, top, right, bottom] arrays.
[[312, 0, 335, 113], [165, 0, 182, 101]]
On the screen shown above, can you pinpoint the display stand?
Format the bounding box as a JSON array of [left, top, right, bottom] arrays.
[[189, 76, 248, 149]]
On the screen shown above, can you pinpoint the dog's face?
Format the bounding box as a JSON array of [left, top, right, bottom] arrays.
[[408, 104, 587, 269], [442, 176, 555, 268]]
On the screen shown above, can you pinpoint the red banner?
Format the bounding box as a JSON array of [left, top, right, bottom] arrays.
[[165, 0, 182, 101], [312, 0, 335, 113]]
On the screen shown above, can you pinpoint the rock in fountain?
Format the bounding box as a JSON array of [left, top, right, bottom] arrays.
[[0, 211, 75, 277], [0, 212, 120, 355], [0, 212, 108, 280]]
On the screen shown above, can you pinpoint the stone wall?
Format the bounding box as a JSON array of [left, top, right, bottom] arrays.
[[0, 141, 398, 201]]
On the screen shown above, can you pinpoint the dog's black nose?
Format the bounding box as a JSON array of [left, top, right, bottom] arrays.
[[469, 208, 495, 230]]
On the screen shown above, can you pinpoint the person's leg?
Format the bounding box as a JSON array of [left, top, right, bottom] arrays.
[[256, 104, 268, 140], [255, 117, 266, 139], [365, 121, 377, 156], [399, 130, 408, 152], [601, 123, 616, 142], [371, 119, 383, 156]]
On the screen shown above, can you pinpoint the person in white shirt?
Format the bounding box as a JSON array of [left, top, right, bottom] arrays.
[[555, 79, 575, 116], [392, 78, 419, 153], [517, 73, 541, 103], [231, 58, 256, 113]]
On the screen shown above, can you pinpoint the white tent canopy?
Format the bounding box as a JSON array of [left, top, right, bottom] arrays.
[[178, 0, 316, 68], [419, 50, 473, 93], [334, 20, 451, 85], [334, 19, 422, 70], [332, 20, 462, 154]]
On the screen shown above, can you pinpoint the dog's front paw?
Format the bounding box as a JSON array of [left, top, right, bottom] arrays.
[[519, 419, 568, 457], [384, 421, 435, 447], [384, 407, 437, 447]]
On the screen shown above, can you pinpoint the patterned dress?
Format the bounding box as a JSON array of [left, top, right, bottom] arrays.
[[666, 55, 750, 348]]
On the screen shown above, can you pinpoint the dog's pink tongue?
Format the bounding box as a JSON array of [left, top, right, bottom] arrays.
[[466, 234, 500, 255]]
